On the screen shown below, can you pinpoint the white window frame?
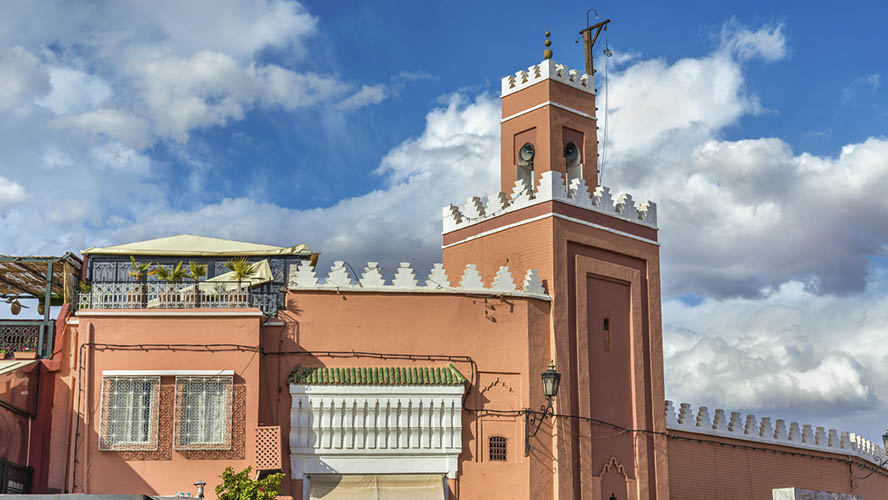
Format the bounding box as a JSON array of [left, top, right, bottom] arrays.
[[174, 375, 234, 450], [98, 376, 161, 451]]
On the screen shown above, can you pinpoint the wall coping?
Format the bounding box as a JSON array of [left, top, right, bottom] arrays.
[[666, 400, 887, 466], [289, 261, 551, 301], [443, 171, 657, 235], [75, 309, 264, 317]]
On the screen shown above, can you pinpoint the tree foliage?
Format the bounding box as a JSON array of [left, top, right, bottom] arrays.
[[215, 466, 283, 500]]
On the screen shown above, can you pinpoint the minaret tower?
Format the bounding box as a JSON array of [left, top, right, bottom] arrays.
[[442, 25, 669, 500], [500, 27, 599, 196]]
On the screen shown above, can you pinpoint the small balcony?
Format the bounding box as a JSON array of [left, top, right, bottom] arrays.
[[0, 319, 55, 359], [0, 253, 80, 360], [76, 280, 282, 317]]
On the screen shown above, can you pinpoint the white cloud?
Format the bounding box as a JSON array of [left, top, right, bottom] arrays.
[[130, 50, 347, 143], [0, 46, 50, 111], [0, 177, 28, 209], [53, 109, 153, 149], [37, 66, 112, 115], [842, 73, 881, 105], [87, 94, 501, 275], [719, 22, 787, 62], [663, 277, 888, 437], [337, 84, 387, 111]]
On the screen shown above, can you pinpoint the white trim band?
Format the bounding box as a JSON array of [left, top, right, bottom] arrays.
[[103, 369, 235, 376], [500, 100, 597, 124], [76, 310, 264, 317], [443, 211, 659, 249]]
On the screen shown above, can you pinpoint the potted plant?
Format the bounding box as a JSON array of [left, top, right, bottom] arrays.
[[224, 257, 255, 305], [14, 346, 37, 360], [154, 261, 187, 307], [187, 261, 207, 308], [0, 346, 7, 359], [127, 256, 154, 307]]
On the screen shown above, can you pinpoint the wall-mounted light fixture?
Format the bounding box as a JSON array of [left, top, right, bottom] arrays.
[[524, 360, 561, 455], [194, 480, 206, 499]]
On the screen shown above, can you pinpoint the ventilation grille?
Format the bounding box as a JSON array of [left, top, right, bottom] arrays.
[[255, 426, 282, 470]]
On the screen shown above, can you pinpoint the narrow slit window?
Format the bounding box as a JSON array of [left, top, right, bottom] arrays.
[[489, 436, 507, 461], [603, 317, 612, 352]]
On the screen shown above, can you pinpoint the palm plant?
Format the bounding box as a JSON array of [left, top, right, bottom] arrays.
[[128, 256, 153, 280], [224, 258, 255, 290], [155, 261, 188, 282], [154, 261, 187, 307], [128, 256, 154, 307], [187, 261, 207, 308]]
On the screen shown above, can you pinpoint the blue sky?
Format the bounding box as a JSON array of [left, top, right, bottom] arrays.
[[1, 1, 887, 442]]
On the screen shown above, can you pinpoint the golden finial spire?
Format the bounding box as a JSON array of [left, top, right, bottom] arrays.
[[543, 26, 553, 59]]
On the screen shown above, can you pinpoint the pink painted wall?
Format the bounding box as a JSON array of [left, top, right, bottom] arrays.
[[667, 430, 888, 499], [262, 291, 552, 500], [66, 310, 263, 499]]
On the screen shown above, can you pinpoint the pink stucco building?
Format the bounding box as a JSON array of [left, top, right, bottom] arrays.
[[2, 47, 888, 500]]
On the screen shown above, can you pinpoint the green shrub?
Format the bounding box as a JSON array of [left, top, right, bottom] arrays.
[[215, 466, 284, 500]]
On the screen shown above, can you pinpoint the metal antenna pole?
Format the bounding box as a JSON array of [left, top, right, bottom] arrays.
[[579, 11, 611, 75]]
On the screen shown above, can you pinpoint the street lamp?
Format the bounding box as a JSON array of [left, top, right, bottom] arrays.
[[525, 360, 561, 455]]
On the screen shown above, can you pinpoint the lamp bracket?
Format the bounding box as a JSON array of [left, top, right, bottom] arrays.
[[524, 402, 554, 456]]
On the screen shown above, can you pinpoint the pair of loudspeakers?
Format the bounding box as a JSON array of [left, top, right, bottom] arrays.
[[518, 142, 580, 166]]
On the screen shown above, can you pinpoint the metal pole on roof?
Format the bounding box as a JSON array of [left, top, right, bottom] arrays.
[[39, 260, 52, 358]]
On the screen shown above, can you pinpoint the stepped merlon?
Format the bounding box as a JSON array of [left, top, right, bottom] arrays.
[[502, 59, 594, 98], [442, 171, 657, 234]]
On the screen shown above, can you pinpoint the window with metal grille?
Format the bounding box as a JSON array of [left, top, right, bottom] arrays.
[[99, 376, 160, 451], [489, 436, 507, 461], [174, 376, 233, 450]]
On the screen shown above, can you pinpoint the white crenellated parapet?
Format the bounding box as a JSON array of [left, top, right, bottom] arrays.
[[501, 59, 593, 98], [665, 401, 888, 466], [442, 171, 658, 235], [289, 261, 550, 300]]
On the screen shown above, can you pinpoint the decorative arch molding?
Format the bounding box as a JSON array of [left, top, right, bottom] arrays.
[[600, 456, 628, 477], [585, 456, 638, 500], [481, 377, 516, 395]]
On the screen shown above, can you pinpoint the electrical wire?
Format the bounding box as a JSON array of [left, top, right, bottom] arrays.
[[69, 341, 888, 490], [600, 26, 611, 186]]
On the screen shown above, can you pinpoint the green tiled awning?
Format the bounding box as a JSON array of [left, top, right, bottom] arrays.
[[288, 364, 467, 386]]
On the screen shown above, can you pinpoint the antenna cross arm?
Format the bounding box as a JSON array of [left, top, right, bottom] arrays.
[[579, 18, 611, 75]]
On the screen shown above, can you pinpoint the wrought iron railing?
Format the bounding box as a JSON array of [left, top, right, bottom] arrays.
[[76, 281, 281, 316], [0, 320, 54, 359], [0, 457, 32, 494]]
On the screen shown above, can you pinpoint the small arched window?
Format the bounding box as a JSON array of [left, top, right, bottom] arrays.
[[489, 436, 507, 461]]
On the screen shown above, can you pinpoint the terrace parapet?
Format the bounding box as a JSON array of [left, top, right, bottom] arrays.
[[289, 261, 549, 300], [76, 280, 282, 316], [666, 400, 888, 467]]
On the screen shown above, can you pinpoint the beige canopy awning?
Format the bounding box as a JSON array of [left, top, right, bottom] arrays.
[[197, 258, 274, 292], [309, 475, 445, 500], [82, 234, 311, 257]]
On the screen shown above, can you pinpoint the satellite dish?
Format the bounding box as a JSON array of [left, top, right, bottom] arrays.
[[519, 143, 535, 165], [564, 142, 580, 164]]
